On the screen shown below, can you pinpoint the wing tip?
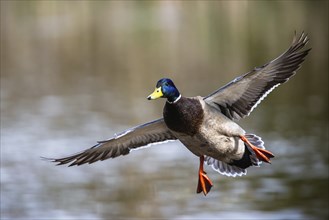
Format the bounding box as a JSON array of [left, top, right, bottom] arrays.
[[291, 31, 311, 51], [41, 156, 71, 166]]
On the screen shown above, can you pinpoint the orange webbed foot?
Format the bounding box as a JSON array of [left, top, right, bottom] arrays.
[[240, 135, 275, 163], [196, 156, 213, 196]]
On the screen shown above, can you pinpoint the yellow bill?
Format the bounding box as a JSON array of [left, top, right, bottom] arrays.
[[147, 87, 163, 100]]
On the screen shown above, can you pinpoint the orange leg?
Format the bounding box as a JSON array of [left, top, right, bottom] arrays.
[[240, 135, 275, 163], [196, 156, 213, 196]]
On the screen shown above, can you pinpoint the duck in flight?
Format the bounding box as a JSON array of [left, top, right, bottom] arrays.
[[46, 32, 310, 196]]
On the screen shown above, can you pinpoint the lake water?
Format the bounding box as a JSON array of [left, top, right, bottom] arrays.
[[1, 1, 328, 219]]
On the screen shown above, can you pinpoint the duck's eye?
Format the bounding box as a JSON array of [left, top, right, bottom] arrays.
[[164, 82, 169, 87]]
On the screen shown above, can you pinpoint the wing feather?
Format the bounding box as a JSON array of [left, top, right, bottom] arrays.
[[45, 118, 177, 166], [204, 32, 311, 120]]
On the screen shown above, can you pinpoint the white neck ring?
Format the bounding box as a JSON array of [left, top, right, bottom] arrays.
[[167, 94, 181, 104]]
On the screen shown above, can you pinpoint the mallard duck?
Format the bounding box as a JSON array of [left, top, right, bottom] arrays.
[[47, 32, 310, 196]]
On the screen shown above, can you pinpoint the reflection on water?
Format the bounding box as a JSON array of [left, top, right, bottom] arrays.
[[1, 1, 328, 219]]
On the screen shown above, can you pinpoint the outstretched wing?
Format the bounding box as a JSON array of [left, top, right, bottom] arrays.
[[45, 118, 177, 166], [204, 32, 311, 120]]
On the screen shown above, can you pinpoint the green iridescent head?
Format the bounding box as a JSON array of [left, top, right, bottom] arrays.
[[147, 78, 181, 103]]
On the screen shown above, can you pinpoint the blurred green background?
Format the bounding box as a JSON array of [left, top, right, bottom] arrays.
[[1, 1, 328, 219]]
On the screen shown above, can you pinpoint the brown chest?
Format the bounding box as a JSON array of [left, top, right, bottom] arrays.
[[163, 97, 204, 136]]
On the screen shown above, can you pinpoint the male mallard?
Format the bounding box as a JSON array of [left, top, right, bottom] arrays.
[[47, 32, 310, 196]]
